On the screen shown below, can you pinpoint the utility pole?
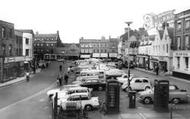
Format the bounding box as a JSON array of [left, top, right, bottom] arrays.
[[125, 21, 132, 91]]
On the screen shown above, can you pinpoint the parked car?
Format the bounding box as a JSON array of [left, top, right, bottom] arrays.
[[121, 77, 152, 92], [80, 78, 106, 91], [60, 93, 100, 111], [116, 73, 134, 84], [47, 84, 81, 99], [137, 84, 189, 104]]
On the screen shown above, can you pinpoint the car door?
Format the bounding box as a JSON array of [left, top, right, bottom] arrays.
[[80, 95, 90, 109], [142, 78, 149, 90]]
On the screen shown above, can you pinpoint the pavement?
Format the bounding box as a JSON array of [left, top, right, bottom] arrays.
[[0, 68, 41, 88], [1, 65, 190, 119]]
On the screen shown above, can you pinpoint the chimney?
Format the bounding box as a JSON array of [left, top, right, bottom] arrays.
[[57, 30, 59, 35]]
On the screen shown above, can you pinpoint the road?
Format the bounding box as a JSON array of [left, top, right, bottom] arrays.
[[0, 61, 64, 119], [0, 62, 190, 119]]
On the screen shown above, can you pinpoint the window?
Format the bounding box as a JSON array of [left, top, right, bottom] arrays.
[[163, 44, 165, 51], [185, 36, 190, 50], [9, 45, 12, 56], [25, 49, 29, 56], [135, 79, 142, 83], [46, 44, 49, 46], [142, 79, 148, 83], [185, 20, 190, 29], [25, 38, 29, 44], [177, 21, 182, 29], [177, 57, 180, 69], [177, 37, 181, 50], [2, 27, 6, 38], [166, 44, 168, 53], [51, 44, 54, 46], [185, 57, 189, 69], [9, 29, 13, 38], [41, 44, 43, 46]]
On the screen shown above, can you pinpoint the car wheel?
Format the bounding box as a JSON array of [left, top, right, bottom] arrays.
[[172, 98, 180, 104], [98, 86, 103, 91], [143, 97, 152, 104], [145, 86, 150, 90], [85, 105, 93, 111]]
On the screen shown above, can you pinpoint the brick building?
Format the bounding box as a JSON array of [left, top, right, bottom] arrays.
[[172, 9, 190, 79], [33, 31, 62, 61]]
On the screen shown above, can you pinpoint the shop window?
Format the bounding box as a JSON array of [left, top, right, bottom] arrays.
[[177, 37, 181, 50], [9, 45, 12, 56], [185, 36, 190, 50], [185, 57, 189, 69], [177, 57, 180, 69]]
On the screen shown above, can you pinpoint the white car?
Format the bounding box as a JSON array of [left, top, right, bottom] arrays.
[[60, 93, 100, 111], [116, 73, 134, 84], [47, 84, 81, 99], [121, 77, 152, 92]]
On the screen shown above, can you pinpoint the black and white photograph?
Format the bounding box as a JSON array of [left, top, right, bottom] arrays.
[[0, 0, 190, 119]]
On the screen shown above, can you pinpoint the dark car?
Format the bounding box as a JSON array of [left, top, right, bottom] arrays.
[[80, 79, 106, 91]]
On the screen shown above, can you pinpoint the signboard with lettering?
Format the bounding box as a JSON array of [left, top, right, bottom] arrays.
[[106, 80, 120, 114], [143, 10, 175, 30], [174, 52, 190, 57]]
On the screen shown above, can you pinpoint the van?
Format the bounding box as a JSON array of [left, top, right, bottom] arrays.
[[76, 69, 105, 81]]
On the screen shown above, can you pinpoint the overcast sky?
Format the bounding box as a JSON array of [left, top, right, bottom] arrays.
[[0, 0, 189, 43]]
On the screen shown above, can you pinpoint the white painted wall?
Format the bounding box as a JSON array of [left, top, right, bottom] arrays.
[[22, 33, 33, 61]]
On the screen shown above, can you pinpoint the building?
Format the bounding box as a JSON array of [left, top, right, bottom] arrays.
[[172, 9, 190, 79], [0, 20, 27, 82], [79, 37, 118, 59], [17, 29, 34, 71], [55, 43, 80, 60], [34, 31, 61, 61]]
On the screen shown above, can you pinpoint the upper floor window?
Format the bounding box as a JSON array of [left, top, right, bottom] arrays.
[[166, 44, 168, 53], [1, 27, 6, 38], [185, 35, 190, 50], [25, 38, 29, 45], [177, 37, 181, 50], [25, 49, 29, 56], [9, 45, 12, 56], [51, 44, 54, 46], [177, 21, 182, 30], [46, 44, 49, 46], [185, 20, 190, 29], [9, 29, 13, 38]]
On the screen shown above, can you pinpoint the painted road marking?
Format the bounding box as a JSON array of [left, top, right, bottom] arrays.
[[0, 82, 56, 112]]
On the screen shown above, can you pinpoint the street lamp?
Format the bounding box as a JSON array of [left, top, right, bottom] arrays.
[[125, 21, 132, 91]]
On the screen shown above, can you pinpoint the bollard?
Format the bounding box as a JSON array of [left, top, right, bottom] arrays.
[[170, 103, 175, 119]]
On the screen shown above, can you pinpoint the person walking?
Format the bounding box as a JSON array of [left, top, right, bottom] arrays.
[[57, 72, 63, 86], [155, 64, 159, 75], [26, 71, 30, 82], [64, 73, 69, 84]]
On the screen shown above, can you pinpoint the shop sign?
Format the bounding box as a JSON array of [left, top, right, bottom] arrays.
[[109, 53, 117, 58], [175, 52, 190, 57], [100, 53, 108, 58], [4, 57, 15, 63], [143, 10, 175, 30]]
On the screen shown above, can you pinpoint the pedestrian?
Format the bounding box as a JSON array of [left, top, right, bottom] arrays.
[[64, 73, 69, 84], [26, 71, 30, 82], [155, 65, 159, 75], [57, 72, 63, 86], [59, 65, 62, 71]]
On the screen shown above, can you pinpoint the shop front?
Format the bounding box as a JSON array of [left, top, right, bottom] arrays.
[[3, 56, 25, 82], [137, 55, 150, 69], [150, 56, 159, 71], [172, 51, 190, 79]]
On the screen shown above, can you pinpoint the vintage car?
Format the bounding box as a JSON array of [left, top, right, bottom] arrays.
[[121, 77, 152, 92], [116, 73, 134, 84], [59, 93, 100, 111], [137, 84, 189, 104], [80, 78, 106, 91]]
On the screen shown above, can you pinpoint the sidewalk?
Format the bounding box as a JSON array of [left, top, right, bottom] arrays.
[[135, 67, 190, 83], [0, 68, 41, 88]]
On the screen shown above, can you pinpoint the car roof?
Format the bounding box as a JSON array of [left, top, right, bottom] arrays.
[[69, 92, 89, 97]]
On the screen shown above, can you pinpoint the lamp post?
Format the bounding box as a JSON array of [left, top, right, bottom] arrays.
[[125, 21, 132, 91]]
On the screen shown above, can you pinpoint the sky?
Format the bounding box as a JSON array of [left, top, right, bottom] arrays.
[[0, 0, 190, 43]]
